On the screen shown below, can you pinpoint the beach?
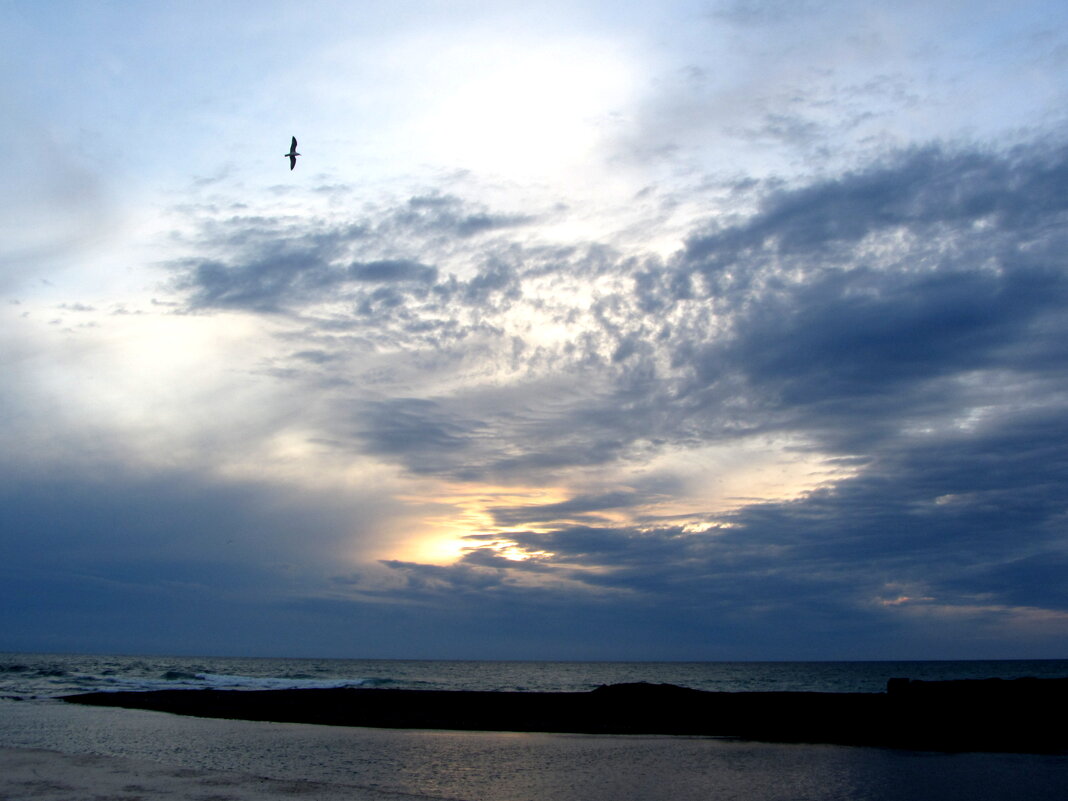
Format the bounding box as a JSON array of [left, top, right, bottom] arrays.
[[0, 747, 386, 801], [4, 656, 1068, 800], [3, 696, 1068, 801]]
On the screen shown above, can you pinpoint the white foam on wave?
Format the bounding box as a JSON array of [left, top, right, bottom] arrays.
[[83, 672, 383, 693], [192, 673, 376, 691], [2, 660, 397, 697]]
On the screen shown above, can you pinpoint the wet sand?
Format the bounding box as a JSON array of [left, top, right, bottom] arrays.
[[4, 698, 1068, 801], [0, 747, 384, 801]]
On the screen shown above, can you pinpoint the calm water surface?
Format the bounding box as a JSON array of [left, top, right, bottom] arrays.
[[1, 699, 1066, 801]]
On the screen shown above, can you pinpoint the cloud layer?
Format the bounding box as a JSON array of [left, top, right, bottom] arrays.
[[11, 140, 1060, 658], [3, 1, 1067, 659]]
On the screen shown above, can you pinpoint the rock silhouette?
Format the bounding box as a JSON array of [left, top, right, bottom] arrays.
[[64, 677, 1068, 753]]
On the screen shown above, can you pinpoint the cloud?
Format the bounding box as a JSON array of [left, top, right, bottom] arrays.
[[172, 140, 1068, 498], [489, 490, 650, 527], [174, 193, 532, 311], [663, 145, 1068, 452], [385, 194, 536, 239], [10, 136, 1068, 658], [6, 0, 1068, 662], [329, 139, 1068, 655], [349, 259, 438, 284], [185, 256, 441, 313], [355, 397, 485, 477], [684, 144, 1068, 263]]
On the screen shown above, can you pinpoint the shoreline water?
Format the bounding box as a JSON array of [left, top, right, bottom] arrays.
[[4, 654, 1068, 800], [2, 699, 1067, 801]]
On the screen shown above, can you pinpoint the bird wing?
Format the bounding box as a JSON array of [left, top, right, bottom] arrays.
[[291, 136, 298, 152], [289, 155, 297, 170]]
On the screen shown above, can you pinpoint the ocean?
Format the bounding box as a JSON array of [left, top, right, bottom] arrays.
[[2, 653, 1067, 800], [6, 651, 1068, 698]]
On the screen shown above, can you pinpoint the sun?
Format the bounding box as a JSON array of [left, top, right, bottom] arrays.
[[386, 483, 572, 566], [419, 36, 635, 180]]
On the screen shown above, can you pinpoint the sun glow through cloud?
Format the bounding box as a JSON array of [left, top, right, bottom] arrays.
[[389, 484, 572, 565], [414, 35, 637, 180]]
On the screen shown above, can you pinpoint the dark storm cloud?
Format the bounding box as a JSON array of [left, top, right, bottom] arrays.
[[965, 553, 1068, 610], [159, 138, 1068, 656], [683, 144, 1068, 269], [679, 261, 1068, 456], [664, 144, 1068, 451], [350, 140, 1068, 654]]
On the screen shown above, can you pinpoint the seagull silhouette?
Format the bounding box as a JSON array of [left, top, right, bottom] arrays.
[[285, 136, 300, 170]]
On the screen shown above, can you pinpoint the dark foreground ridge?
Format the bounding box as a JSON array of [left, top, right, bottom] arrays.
[[64, 678, 1068, 753]]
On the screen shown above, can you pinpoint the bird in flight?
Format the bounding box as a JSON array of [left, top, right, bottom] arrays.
[[285, 136, 300, 170]]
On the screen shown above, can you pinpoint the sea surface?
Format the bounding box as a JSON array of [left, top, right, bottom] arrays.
[[2, 653, 1067, 801], [5, 651, 1068, 698]]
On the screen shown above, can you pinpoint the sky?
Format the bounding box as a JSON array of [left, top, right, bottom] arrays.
[[2, 0, 1068, 661]]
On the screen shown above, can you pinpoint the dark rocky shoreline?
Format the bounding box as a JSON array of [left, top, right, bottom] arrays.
[[63, 677, 1068, 753]]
